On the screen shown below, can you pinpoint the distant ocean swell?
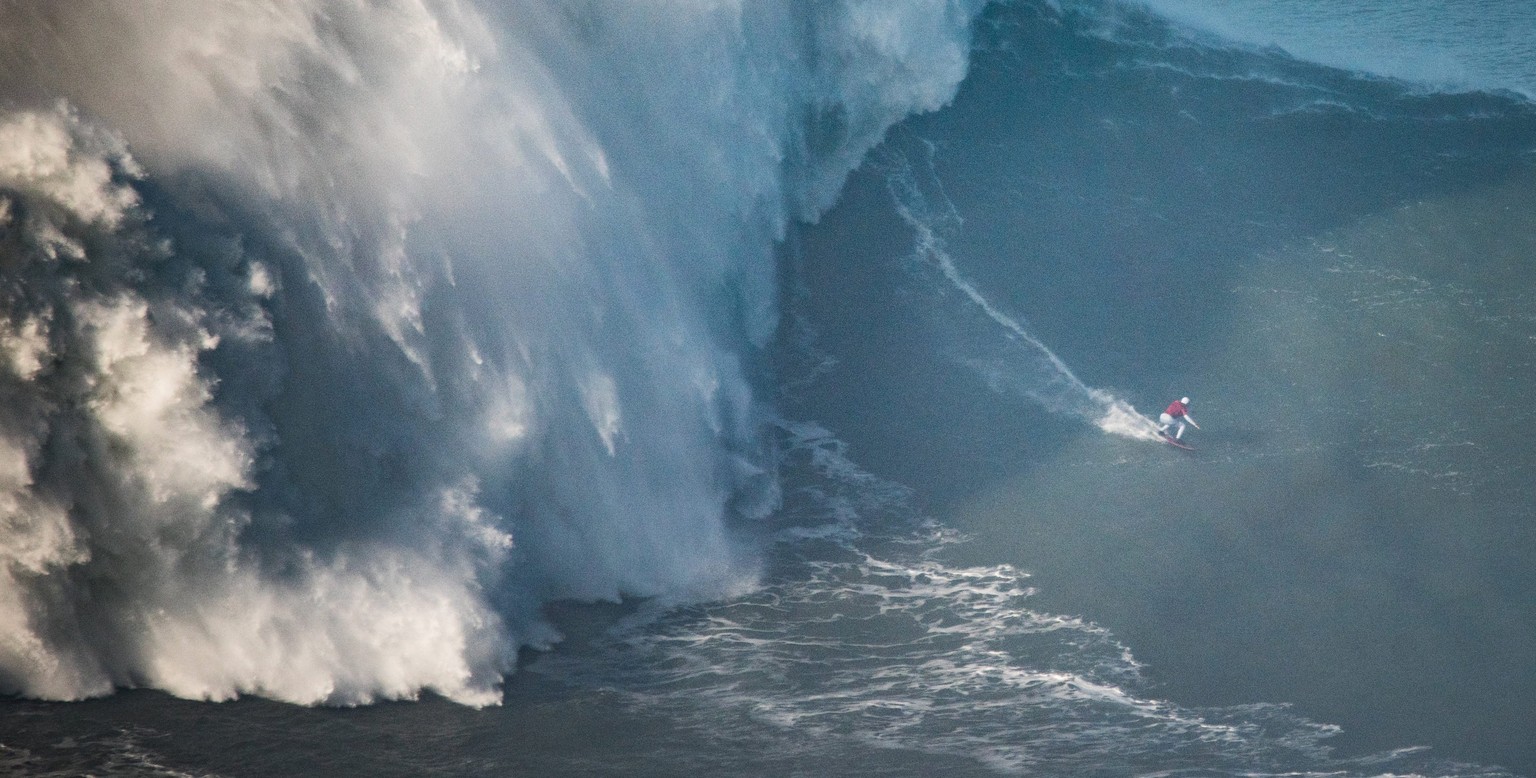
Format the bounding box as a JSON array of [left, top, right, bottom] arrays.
[[0, 1, 984, 706]]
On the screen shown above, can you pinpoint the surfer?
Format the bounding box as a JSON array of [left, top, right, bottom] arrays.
[[1158, 397, 1199, 440]]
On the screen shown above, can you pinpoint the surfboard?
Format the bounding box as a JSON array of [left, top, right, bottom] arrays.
[[1161, 433, 1195, 451]]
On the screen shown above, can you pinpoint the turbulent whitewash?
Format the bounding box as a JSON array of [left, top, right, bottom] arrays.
[[0, 1, 983, 705]]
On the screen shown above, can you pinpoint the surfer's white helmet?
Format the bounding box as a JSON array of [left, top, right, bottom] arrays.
[[1180, 397, 1190, 404]]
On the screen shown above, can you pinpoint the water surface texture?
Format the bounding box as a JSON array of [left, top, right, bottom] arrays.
[[2, 1, 1533, 775]]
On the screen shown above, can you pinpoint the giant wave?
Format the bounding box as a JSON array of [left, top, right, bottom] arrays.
[[0, 0, 985, 706]]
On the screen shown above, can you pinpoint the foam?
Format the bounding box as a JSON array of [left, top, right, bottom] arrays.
[[529, 420, 1416, 776]]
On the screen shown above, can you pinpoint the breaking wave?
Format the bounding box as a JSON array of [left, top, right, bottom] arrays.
[[0, 0, 984, 706]]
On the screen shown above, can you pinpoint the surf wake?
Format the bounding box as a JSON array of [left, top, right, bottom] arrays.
[[879, 139, 1161, 442]]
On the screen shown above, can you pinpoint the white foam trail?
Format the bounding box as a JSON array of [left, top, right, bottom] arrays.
[[0, 1, 986, 706], [927, 238, 1156, 440], [882, 145, 1161, 441]]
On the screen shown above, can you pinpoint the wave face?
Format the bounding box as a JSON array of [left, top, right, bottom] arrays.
[[877, 141, 1161, 441], [0, 1, 983, 705]]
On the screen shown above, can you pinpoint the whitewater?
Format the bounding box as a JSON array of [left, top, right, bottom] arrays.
[[0, 0, 984, 705]]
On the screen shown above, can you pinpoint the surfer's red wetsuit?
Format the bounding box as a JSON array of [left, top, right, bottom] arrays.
[[1165, 399, 1189, 418]]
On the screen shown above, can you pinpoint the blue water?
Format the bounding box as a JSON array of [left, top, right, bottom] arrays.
[[2, 1, 1534, 775]]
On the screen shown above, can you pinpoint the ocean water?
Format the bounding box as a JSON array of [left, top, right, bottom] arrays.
[[1, 1, 1534, 776]]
